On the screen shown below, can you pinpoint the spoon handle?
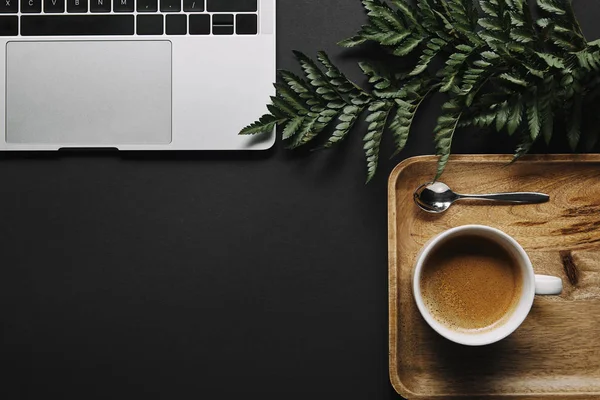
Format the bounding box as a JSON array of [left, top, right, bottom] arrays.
[[458, 192, 550, 204]]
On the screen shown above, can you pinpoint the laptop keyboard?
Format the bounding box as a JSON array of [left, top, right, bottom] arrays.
[[0, 0, 258, 36]]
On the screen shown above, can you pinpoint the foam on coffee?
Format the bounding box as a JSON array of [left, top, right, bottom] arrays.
[[420, 235, 523, 332]]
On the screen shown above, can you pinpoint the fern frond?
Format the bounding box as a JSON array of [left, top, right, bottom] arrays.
[[537, 0, 566, 16], [507, 99, 524, 135], [294, 51, 342, 102], [526, 97, 541, 140], [316, 52, 365, 96], [282, 117, 305, 140], [240, 0, 600, 183], [240, 114, 285, 136], [338, 35, 367, 48], [434, 100, 462, 180], [512, 134, 534, 162], [364, 101, 392, 183], [324, 104, 367, 147]]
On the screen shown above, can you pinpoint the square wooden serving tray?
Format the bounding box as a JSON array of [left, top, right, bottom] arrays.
[[388, 154, 600, 399]]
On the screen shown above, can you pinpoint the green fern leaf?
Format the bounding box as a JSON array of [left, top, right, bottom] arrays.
[[393, 36, 424, 56], [282, 116, 305, 140], [510, 28, 534, 43], [363, 101, 392, 182], [294, 51, 341, 102], [240, 114, 285, 136], [480, 1, 498, 17], [338, 35, 367, 48], [456, 44, 473, 52], [286, 113, 322, 149], [409, 40, 446, 76], [434, 112, 461, 180], [512, 135, 534, 162], [279, 71, 321, 106], [316, 52, 365, 96], [269, 96, 299, 118], [537, 0, 566, 16], [499, 73, 529, 87], [389, 89, 432, 157], [274, 84, 311, 114], [535, 52, 565, 69], [540, 95, 554, 145], [325, 105, 367, 147], [380, 31, 412, 45], [390, 0, 420, 28], [478, 18, 502, 31], [481, 51, 500, 60], [371, 3, 406, 31], [496, 101, 510, 131], [526, 98, 540, 140], [507, 99, 523, 135]]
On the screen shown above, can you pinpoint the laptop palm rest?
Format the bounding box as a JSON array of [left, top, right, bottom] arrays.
[[6, 41, 172, 146]]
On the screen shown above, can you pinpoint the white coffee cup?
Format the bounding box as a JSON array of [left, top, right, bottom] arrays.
[[413, 225, 563, 346]]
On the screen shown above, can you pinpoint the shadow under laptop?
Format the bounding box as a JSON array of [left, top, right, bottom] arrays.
[[0, 146, 276, 163]]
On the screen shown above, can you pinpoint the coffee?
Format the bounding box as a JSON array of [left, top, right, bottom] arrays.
[[420, 235, 523, 332]]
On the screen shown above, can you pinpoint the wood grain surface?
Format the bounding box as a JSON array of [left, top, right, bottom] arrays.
[[388, 155, 600, 399]]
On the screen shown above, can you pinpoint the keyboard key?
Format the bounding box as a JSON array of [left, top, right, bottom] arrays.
[[44, 0, 64, 12], [137, 14, 163, 35], [182, 0, 202, 12], [137, 0, 156, 12], [160, 0, 179, 12], [67, 0, 87, 12], [113, 0, 133, 11], [21, 15, 133, 35], [189, 13, 209, 34], [236, 14, 257, 34], [0, 16, 17, 35], [213, 25, 233, 35], [0, 0, 18, 13], [90, 0, 109, 11], [21, 0, 41, 13], [212, 14, 233, 25], [166, 14, 185, 35], [207, 0, 256, 12]]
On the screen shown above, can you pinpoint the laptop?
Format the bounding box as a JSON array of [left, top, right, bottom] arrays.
[[0, 0, 276, 150]]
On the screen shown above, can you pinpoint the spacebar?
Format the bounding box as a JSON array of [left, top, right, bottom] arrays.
[[21, 15, 134, 36]]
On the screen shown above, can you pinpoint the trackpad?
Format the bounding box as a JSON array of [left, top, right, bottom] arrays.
[[6, 41, 172, 145]]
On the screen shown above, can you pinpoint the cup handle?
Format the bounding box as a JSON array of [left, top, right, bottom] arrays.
[[534, 275, 563, 295]]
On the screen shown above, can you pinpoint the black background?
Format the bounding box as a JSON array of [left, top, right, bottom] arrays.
[[1, 1, 599, 399]]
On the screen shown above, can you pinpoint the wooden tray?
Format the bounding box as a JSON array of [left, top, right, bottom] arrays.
[[388, 155, 600, 400]]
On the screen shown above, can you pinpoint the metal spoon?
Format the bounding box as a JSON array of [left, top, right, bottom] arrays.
[[413, 182, 550, 214]]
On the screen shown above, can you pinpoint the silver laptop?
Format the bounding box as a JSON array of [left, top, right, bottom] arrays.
[[0, 0, 276, 150]]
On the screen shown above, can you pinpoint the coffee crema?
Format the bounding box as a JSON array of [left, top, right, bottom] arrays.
[[420, 235, 523, 332]]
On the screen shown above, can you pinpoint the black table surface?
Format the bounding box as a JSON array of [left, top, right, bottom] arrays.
[[1, 1, 599, 399]]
